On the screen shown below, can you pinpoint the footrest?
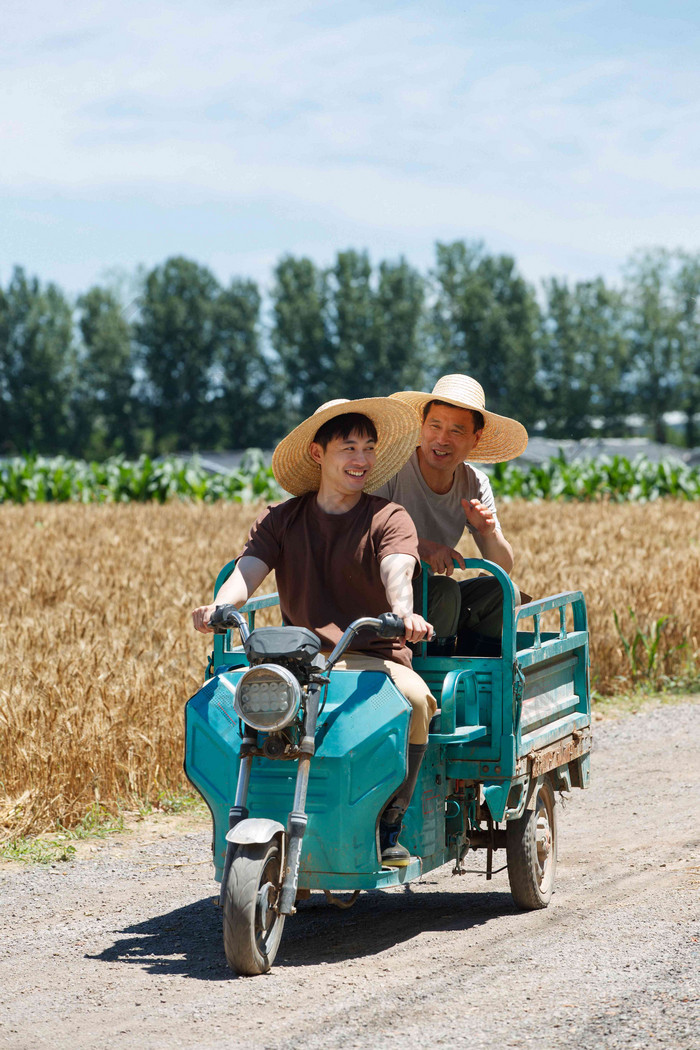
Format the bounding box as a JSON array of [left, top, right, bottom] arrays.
[[430, 725, 489, 744]]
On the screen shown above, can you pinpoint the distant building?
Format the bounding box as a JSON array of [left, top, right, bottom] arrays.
[[513, 437, 700, 469], [174, 438, 700, 476]]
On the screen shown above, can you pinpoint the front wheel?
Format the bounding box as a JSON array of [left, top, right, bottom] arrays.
[[223, 840, 286, 975], [506, 776, 557, 909]]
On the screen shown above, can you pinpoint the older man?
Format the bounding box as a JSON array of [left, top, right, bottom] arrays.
[[376, 374, 528, 655], [192, 397, 437, 867]]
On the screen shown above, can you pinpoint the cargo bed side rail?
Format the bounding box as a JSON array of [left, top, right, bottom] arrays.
[[513, 590, 590, 765], [514, 590, 587, 668]]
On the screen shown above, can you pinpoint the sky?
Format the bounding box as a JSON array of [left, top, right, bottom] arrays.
[[2, 0, 699, 299]]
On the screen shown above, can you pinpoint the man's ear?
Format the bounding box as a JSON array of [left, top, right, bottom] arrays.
[[472, 428, 484, 448], [309, 441, 323, 466]]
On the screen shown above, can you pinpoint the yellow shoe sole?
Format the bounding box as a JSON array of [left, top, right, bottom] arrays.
[[381, 855, 411, 868]]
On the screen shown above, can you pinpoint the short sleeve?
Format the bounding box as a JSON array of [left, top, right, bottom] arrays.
[[374, 503, 420, 571], [240, 505, 281, 569]]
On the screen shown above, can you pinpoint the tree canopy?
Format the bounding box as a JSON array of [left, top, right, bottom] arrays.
[[1, 243, 698, 457]]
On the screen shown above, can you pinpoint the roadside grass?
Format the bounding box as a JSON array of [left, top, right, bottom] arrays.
[[153, 788, 206, 815], [0, 790, 206, 865], [592, 675, 700, 720]]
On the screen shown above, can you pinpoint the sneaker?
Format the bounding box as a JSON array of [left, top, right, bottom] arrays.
[[379, 821, 411, 867]]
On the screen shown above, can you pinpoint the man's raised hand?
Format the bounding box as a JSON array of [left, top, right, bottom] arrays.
[[462, 498, 497, 536]]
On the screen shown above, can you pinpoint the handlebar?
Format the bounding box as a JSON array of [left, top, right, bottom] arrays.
[[208, 604, 251, 643], [207, 607, 407, 655], [324, 612, 406, 672], [208, 608, 421, 672], [374, 612, 406, 638]]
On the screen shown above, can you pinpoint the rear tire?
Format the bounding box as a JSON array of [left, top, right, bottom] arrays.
[[506, 776, 557, 909], [223, 841, 286, 975]]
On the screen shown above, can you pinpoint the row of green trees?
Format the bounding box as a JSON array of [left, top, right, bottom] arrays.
[[1, 243, 699, 458]]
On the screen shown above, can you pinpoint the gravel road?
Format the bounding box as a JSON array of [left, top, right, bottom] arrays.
[[1, 700, 698, 1050]]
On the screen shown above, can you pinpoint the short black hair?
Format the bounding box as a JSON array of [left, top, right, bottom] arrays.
[[312, 412, 378, 450], [422, 399, 484, 433]]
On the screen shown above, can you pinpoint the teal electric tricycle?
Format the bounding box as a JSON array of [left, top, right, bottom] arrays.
[[185, 559, 592, 976]]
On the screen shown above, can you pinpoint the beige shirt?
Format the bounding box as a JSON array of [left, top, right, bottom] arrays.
[[375, 450, 500, 551]]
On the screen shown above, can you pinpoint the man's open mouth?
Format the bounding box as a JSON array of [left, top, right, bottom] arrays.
[[346, 469, 367, 477]]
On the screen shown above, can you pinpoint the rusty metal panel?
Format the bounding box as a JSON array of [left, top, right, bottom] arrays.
[[517, 728, 593, 778]]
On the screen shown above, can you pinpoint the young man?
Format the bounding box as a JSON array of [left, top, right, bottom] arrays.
[[192, 397, 437, 866], [375, 374, 528, 655]]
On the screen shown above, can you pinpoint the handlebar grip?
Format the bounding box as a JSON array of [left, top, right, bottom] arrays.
[[376, 612, 406, 639], [208, 604, 241, 634]]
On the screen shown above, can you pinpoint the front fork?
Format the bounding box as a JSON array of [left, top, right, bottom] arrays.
[[219, 681, 323, 915], [218, 740, 254, 907]]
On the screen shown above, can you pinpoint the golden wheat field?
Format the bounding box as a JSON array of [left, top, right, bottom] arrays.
[[1, 500, 698, 839]]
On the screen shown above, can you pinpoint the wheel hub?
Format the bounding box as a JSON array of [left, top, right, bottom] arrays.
[[256, 881, 277, 931], [536, 812, 552, 876]]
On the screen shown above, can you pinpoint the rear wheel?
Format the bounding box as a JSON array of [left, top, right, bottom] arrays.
[[223, 841, 286, 975], [506, 776, 557, 909]]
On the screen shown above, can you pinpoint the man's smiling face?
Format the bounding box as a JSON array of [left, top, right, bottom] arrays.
[[310, 428, 377, 495], [419, 402, 482, 476]]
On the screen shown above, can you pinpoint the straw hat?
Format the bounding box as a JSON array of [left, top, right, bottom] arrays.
[[272, 397, 421, 497], [391, 374, 528, 463]]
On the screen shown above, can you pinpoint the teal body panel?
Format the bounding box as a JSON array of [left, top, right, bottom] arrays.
[[185, 666, 450, 887]]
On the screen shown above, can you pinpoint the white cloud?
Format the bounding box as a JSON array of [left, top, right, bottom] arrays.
[[2, 0, 700, 291]]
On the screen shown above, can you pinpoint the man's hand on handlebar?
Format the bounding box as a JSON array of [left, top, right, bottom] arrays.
[[192, 604, 218, 634], [402, 613, 434, 644]]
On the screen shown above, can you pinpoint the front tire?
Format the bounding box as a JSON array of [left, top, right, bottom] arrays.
[[506, 776, 557, 909], [223, 840, 286, 975]]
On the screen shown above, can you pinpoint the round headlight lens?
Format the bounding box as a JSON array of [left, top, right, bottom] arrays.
[[233, 664, 302, 732]]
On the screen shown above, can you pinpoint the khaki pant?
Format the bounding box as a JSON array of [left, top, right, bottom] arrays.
[[330, 653, 437, 745]]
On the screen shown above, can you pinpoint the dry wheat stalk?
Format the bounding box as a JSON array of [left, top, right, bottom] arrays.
[[0, 500, 697, 838]]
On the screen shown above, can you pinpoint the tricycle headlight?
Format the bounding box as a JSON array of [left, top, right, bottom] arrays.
[[234, 664, 302, 732]]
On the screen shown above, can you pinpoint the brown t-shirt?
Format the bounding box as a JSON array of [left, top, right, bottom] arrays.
[[240, 492, 420, 666]]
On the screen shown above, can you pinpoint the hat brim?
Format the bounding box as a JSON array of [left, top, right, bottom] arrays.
[[390, 391, 528, 463], [272, 397, 421, 496]]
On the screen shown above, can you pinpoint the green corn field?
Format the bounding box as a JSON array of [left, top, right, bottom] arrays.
[[0, 451, 699, 503], [0, 450, 284, 504], [490, 453, 700, 502]]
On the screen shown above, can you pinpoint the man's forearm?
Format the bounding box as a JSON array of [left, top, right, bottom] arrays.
[[379, 553, 416, 618], [475, 531, 514, 574], [214, 556, 270, 607]]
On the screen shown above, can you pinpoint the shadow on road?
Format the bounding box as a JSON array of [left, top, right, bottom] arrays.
[[88, 880, 515, 980], [87, 895, 229, 981]]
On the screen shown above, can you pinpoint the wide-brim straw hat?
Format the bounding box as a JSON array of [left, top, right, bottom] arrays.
[[391, 374, 528, 463], [272, 397, 421, 497]]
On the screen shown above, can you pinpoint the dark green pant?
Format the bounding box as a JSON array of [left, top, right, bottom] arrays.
[[413, 574, 521, 640]]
